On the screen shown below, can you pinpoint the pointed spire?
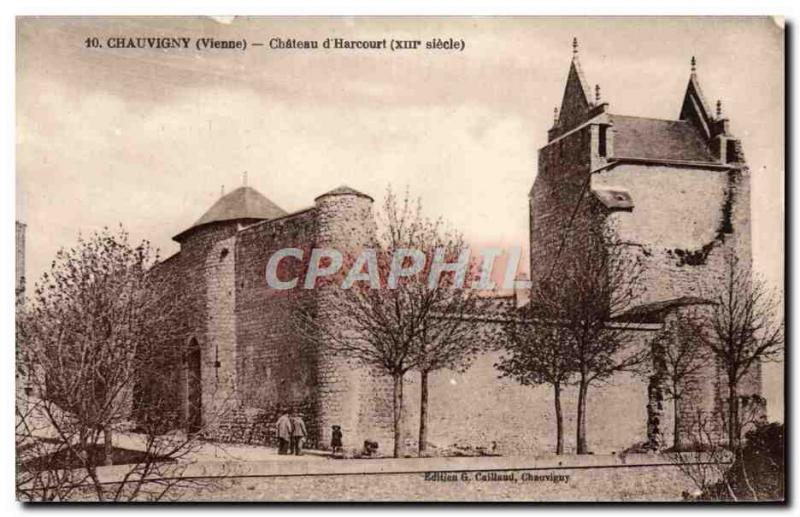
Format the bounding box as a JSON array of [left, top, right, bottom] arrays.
[[680, 55, 714, 139], [595, 84, 601, 103], [716, 100, 722, 118], [220, 184, 225, 197], [549, 36, 593, 140], [553, 107, 559, 125], [242, 171, 248, 187]]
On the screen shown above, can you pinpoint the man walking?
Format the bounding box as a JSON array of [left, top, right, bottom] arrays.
[[276, 410, 292, 455], [290, 412, 308, 456]]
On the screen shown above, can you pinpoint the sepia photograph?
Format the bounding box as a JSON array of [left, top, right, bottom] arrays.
[[13, 15, 785, 502]]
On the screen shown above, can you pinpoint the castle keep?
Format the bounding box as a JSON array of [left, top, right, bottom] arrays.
[[530, 41, 758, 446], [146, 42, 761, 454]]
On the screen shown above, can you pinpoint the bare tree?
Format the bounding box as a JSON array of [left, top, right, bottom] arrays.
[[669, 406, 734, 500], [408, 219, 487, 456], [652, 308, 712, 451], [697, 255, 783, 452], [16, 227, 222, 501], [496, 303, 575, 454], [294, 270, 419, 458], [544, 228, 648, 454], [294, 188, 483, 458], [669, 396, 770, 501]]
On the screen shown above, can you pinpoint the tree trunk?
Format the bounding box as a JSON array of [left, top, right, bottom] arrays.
[[392, 373, 404, 458], [576, 380, 589, 454], [103, 426, 113, 466], [728, 382, 740, 452], [673, 395, 682, 451], [554, 382, 564, 455], [418, 369, 429, 457]]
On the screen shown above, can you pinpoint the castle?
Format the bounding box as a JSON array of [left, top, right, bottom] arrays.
[[529, 40, 758, 448], [145, 42, 760, 454]]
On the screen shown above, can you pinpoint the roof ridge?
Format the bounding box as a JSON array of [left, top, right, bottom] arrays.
[[609, 113, 690, 124]]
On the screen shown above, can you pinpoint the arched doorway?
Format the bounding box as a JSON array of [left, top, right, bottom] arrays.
[[186, 338, 202, 434]]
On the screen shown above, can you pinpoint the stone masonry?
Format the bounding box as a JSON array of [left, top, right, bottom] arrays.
[[140, 42, 763, 456], [529, 41, 761, 448], [147, 185, 395, 451]]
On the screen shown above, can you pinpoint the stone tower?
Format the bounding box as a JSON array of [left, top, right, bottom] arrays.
[[312, 186, 393, 450], [171, 186, 288, 432], [530, 40, 757, 446]]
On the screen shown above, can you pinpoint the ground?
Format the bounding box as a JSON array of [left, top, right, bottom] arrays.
[[74, 442, 703, 502], [178, 465, 696, 502]]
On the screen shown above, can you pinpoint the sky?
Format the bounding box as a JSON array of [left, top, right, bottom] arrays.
[[16, 16, 784, 417]]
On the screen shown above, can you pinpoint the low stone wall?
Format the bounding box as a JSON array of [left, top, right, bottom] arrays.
[[207, 402, 319, 449]]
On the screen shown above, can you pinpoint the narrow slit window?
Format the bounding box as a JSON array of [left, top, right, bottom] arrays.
[[598, 125, 608, 157]]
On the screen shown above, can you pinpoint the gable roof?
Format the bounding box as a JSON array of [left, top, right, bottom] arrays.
[[175, 186, 287, 241], [609, 114, 716, 163]]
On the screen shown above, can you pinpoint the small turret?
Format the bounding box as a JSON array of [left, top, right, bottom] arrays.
[[314, 185, 375, 250]]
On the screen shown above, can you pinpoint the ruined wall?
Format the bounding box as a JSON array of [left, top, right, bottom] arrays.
[[595, 162, 761, 443], [530, 104, 760, 449], [647, 307, 723, 450], [594, 163, 743, 306]]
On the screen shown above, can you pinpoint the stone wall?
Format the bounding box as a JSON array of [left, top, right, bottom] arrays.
[[398, 333, 655, 456], [141, 252, 188, 428], [177, 222, 244, 430], [204, 233, 239, 421], [595, 163, 744, 306], [144, 222, 244, 431], [594, 162, 759, 445], [530, 124, 597, 287], [233, 209, 322, 442]]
